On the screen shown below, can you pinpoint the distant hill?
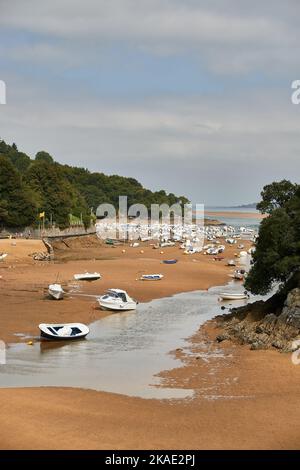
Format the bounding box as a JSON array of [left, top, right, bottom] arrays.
[[0, 139, 189, 229], [235, 203, 257, 209], [206, 203, 257, 210]]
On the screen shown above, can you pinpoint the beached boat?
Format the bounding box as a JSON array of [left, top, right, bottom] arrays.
[[97, 289, 137, 311], [225, 238, 236, 244], [0, 253, 7, 261], [184, 247, 202, 255], [162, 259, 178, 264], [227, 259, 236, 266], [39, 323, 89, 340], [140, 274, 163, 281], [73, 272, 101, 281], [233, 269, 246, 280], [48, 283, 64, 300], [239, 251, 248, 257], [219, 292, 249, 300]]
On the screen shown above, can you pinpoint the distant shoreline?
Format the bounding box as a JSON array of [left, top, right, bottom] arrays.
[[205, 210, 266, 220]]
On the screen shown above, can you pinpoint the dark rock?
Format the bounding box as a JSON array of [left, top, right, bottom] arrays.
[[216, 334, 229, 343], [250, 341, 266, 350], [255, 325, 264, 334], [272, 340, 285, 350], [279, 288, 300, 328], [215, 280, 300, 353]]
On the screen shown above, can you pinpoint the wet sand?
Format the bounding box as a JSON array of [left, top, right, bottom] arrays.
[[0, 237, 299, 449], [0, 324, 299, 449], [0, 237, 248, 343]]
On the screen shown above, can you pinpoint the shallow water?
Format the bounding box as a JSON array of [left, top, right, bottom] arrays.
[[204, 206, 261, 229], [0, 264, 267, 399]]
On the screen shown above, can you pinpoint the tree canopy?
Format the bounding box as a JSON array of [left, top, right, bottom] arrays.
[[256, 179, 298, 214], [0, 156, 37, 228], [35, 151, 54, 164], [245, 180, 300, 295], [0, 139, 189, 229]]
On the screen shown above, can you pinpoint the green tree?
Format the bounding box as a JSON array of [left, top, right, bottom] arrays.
[[256, 179, 298, 214], [35, 151, 54, 164], [0, 199, 8, 224], [26, 161, 72, 228], [25, 160, 90, 229], [245, 181, 300, 295], [8, 151, 31, 173], [0, 156, 37, 227], [0, 138, 189, 228]]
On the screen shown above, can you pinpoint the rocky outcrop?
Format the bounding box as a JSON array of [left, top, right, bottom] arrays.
[[279, 288, 300, 328], [28, 239, 54, 261], [215, 278, 300, 352]]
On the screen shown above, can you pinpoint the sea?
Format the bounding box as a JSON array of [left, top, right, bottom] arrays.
[[204, 206, 261, 230]]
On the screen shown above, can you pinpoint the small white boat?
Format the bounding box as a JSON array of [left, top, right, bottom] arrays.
[[97, 289, 137, 311], [219, 292, 249, 301], [73, 272, 101, 281], [184, 247, 202, 255], [0, 253, 7, 261], [227, 259, 236, 266], [206, 247, 219, 255], [39, 323, 89, 340], [225, 238, 236, 245], [48, 283, 64, 300], [239, 251, 248, 257], [233, 269, 246, 280], [140, 274, 163, 281]]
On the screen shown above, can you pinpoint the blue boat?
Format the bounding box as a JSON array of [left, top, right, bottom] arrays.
[[162, 259, 178, 264], [140, 274, 163, 281]]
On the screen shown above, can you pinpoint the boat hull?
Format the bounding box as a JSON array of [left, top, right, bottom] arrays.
[[40, 330, 88, 340], [98, 300, 136, 311], [39, 323, 89, 341], [48, 290, 64, 300], [140, 275, 163, 281], [74, 275, 101, 281], [219, 293, 248, 300]]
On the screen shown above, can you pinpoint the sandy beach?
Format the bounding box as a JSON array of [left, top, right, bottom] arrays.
[[0, 236, 248, 342], [0, 236, 299, 449]]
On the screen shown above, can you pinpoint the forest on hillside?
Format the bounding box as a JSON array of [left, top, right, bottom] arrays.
[[0, 140, 188, 229]]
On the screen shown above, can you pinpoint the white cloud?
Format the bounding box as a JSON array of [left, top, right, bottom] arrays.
[[0, 1, 289, 43], [0, 0, 299, 74], [1, 1, 300, 203], [1, 89, 299, 204]]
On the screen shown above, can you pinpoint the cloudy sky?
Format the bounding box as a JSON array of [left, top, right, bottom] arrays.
[[0, 0, 300, 205]]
